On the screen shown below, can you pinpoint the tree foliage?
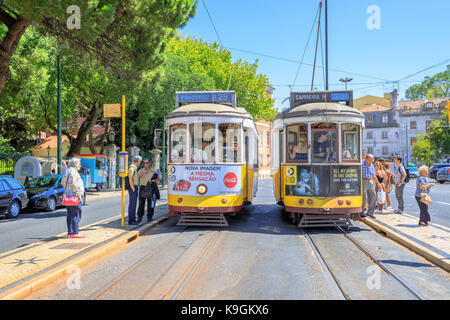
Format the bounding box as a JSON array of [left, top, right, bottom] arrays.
[[405, 65, 449, 100]]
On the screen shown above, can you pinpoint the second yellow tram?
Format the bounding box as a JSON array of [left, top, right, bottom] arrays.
[[272, 91, 365, 227], [166, 91, 258, 226]]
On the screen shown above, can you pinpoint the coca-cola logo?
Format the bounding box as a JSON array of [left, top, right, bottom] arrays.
[[223, 172, 238, 188]]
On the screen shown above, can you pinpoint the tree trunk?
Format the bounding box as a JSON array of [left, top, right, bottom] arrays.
[[0, 9, 31, 95], [67, 101, 102, 156]]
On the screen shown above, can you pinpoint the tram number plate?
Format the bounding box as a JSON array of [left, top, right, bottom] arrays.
[[285, 167, 297, 185]]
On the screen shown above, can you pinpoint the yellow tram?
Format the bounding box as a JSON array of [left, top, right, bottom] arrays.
[[166, 91, 258, 226], [272, 91, 365, 227]]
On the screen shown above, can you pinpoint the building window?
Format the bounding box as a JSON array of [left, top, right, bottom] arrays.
[[366, 131, 373, 139], [367, 114, 373, 124], [410, 121, 417, 129], [382, 113, 388, 124], [410, 137, 417, 145], [382, 131, 388, 139], [382, 146, 388, 155], [367, 146, 373, 155]]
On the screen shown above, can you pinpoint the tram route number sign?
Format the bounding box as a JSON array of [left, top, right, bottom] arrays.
[[285, 165, 361, 197]]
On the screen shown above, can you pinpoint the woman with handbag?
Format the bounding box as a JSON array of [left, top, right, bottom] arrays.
[[415, 166, 435, 227], [61, 158, 85, 238], [374, 161, 387, 214]]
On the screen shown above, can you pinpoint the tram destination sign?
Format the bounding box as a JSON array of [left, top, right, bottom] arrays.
[[290, 90, 353, 107], [175, 91, 236, 108]]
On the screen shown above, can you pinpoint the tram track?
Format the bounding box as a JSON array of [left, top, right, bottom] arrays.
[[302, 226, 426, 300], [87, 227, 222, 300]]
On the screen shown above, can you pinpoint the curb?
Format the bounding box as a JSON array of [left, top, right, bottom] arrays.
[[362, 218, 450, 272], [0, 210, 169, 300]]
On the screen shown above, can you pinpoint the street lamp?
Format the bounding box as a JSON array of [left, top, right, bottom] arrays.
[[339, 77, 353, 90]]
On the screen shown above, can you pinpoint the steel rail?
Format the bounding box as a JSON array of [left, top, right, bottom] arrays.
[[88, 227, 188, 300], [335, 225, 426, 300], [161, 230, 223, 300], [302, 229, 349, 300]]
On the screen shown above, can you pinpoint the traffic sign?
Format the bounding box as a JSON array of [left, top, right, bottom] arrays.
[[103, 104, 121, 117]]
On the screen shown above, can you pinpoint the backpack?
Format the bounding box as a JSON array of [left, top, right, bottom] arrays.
[[404, 168, 410, 183]]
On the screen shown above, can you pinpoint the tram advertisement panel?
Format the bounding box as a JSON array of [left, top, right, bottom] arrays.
[[285, 165, 361, 197], [168, 165, 242, 196]]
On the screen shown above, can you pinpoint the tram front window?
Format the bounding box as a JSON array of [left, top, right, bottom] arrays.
[[190, 123, 215, 163], [287, 124, 308, 162], [342, 124, 360, 161], [170, 124, 186, 163], [219, 123, 241, 163], [311, 123, 337, 163]]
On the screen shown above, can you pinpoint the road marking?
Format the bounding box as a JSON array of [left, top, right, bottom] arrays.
[[436, 201, 450, 206]]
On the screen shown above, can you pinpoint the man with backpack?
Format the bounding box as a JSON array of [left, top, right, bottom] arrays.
[[393, 156, 407, 214], [127, 155, 142, 225]]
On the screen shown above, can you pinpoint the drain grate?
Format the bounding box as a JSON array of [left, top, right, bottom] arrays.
[[50, 243, 93, 250]]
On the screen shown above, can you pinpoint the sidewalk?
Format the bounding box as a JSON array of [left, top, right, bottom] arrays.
[[363, 210, 450, 272], [0, 200, 170, 300]]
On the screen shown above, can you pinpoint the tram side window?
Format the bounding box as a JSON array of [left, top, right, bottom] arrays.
[[342, 124, 360, 161], [170, 124, 186, 163], [219, 123, 241, 163], [311, 123, 337, 163], [287, 124, 308, 162], [190, 123, 215, 163]]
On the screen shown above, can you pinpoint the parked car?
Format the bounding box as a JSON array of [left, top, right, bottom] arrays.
[[25, 175, 86, 212], [407, 167, 418, 178], [0, 177, 29, 218], [429, 164, 450, 180], [436, 167, 450, 184]]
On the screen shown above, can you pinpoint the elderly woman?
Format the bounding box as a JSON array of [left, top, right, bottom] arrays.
[[61, 158, 85, 238], [415, 165, 435, 226]]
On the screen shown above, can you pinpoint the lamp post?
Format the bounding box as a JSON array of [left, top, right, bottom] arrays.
[[339, 77, 353, 90]]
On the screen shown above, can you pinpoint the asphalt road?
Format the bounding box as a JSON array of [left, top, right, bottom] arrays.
[[388, 179, 450, 228], [25, 179, 450, 300], [0, 190, 167, 254]]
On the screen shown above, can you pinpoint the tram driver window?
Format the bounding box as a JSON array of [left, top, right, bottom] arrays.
[[190, 123, 215, 163], [219, 123, 241, 163], [287, 124, 308, 162], [170, 124, 186, 163], [311, 123, 337, 163], [342, 124, 360, 161]]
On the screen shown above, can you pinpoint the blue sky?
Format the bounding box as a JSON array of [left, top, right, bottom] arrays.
[[178, 0, 450, 111]]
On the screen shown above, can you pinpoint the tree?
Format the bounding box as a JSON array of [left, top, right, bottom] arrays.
[[405, 66, 449, 100], [411, 133, 438, 165], [0, 0, 197, 94]]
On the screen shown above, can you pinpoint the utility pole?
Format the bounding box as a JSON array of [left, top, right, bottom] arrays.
[[325, 0, 329, 91], [57, 54, 62, 174]]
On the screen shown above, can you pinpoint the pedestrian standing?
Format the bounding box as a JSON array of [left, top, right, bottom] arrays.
[[393, 156, 407, 214], [415, 166, 435, 226], [62, 158, 85, 238], [127, 155, 142, 225], [137, 158, 154, 223], [382, 162, 395, 211], [374, 161, 387, 213], [147, 173, 160, 221], [361, 154, 382, 218]]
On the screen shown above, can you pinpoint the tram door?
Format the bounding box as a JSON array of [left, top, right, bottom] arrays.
[[278, 130, 283, 203], [245, 131, 249, 202]]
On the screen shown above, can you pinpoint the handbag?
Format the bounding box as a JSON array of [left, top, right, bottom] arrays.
[[62, 172, 80, 206], [420, 192, 432, 205]]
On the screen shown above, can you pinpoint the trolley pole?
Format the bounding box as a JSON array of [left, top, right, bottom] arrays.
[[325, 0, 329, 91], [121, 95, 126, 227]]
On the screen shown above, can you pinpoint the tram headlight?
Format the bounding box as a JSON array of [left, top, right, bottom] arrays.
[[197, 184, 207, 195], [307, 199, 313, 205], [346, 200, 352, 205], [338, 199, 344, 206], [299, 199, 305, 205], [221, 198, 227, 204], [177, 197, 183, 203]]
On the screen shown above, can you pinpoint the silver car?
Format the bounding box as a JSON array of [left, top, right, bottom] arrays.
[[436, 166, 450, 184]]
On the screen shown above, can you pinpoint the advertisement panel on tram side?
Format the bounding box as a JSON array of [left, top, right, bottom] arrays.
[[168, 165, 242, 196], [284, 165, 361, 197]]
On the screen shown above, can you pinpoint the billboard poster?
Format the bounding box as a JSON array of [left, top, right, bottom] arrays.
[[285, 165, 361, 197], [168, 165, 242, 196]]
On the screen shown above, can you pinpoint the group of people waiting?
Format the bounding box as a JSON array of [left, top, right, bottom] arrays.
[[361, 154, 434, 226]]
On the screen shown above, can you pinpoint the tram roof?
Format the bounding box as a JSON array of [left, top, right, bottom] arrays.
[[166, 103, 254, 119], [275, 102, 364, 120]]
